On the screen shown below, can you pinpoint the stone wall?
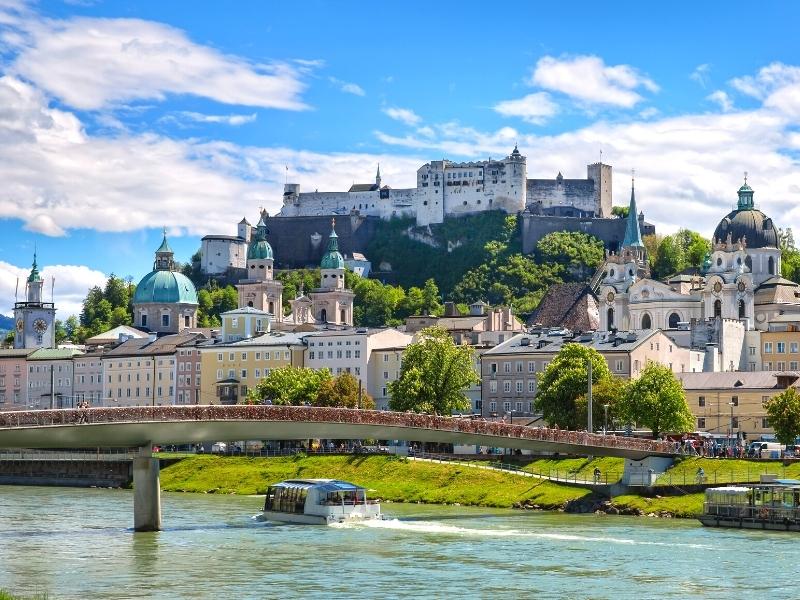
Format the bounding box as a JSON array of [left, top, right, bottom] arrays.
[[521, 213, 628, 254]]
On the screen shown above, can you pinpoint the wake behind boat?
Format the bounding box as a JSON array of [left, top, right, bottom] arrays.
[[263, 479, 382, 525]]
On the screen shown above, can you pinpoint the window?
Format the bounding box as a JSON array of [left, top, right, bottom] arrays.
[[345, 350, 351, 359], [698, 396, 706, 407], [516, 381, 523, 394], [184, 315, 190, 327], [309, 351, 315, 360], [336, 350, 342, 359], [762, 395, 770, 406], [240, 369, 247, 379], [732, 416, 739, 429], [490, 401, 497, 412], [749, 346, 756, 356], [615, 360, 623, 372], [354, 351, 361, 359], [503, 381, 511, 393], [503, 401, 511, 412], [489, 381, 497, 393], [777, 342, 786, 353], [792, 343, 799, 353], [792, 362, 799, 370], [141, 314, 148, 327], [383, 371, 389, 380], [515, 401, 523, 413], [528, 361, 535, 373], [697, 417, 706, 429], [778, 361, 786, 371], [731, 396, 739, 407], [490, 363, 497, 374], [503, 362, 511, 373], [161, 314, 170, 327], [766, 362, 773, 370], [528, 380, 535, 393], [764, 342, 773, 353], [515, 361, 523, 373]]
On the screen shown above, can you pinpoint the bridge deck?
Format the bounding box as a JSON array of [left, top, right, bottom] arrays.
[[0, 406, 676, 459]]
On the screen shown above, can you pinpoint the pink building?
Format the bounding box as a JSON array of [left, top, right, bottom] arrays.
[[0, 349, 35, 410], [176, 338, 204, 405]]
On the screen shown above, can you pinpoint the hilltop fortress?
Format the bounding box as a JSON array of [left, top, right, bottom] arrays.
[[279, 146, 612, 226]]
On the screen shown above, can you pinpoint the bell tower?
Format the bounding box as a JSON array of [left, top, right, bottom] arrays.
[[14, 252, 57, 349]]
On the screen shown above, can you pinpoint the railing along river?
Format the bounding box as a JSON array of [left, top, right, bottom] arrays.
[[0, 406, 675, 455]]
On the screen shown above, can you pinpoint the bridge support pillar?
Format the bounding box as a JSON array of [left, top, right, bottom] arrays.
[[621, 456, 673, 486], [133, 446, 161, 532]]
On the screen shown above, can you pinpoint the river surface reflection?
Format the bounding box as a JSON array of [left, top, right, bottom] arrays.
[[0, 486, 796, 599]]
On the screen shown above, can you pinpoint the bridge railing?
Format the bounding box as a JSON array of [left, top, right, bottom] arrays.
[[0, 405, 676, 456], [0, 448, 139, 461]]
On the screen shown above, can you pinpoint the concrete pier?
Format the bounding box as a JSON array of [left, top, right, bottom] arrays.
[[133, 446, 161, 532], [621, 456, 674, 486]]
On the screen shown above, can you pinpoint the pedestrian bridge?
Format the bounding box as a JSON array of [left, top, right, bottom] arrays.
[[0, 406, 676, 531]]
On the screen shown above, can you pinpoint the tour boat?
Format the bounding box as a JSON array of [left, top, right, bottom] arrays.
[[699, 480, 800, 531], [262, 479, 382, 525]]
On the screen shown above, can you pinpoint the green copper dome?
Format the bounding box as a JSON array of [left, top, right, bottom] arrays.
[[320, 222, 345, 269], [133, 270, 198, 305], [247, 238, 273, 260], [27, 253, 41, 283]]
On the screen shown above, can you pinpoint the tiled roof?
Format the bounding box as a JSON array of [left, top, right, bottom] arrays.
[[0, 348, 36, 358], [28, 348, 84, 360], [103, 332, 204, 357], [528, 283, 599, 331], [484, 329, 659, 356], [677, 371, 800, 390]]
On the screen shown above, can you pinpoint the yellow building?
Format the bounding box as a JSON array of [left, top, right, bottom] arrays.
[[101, 332, 206, 406], [198, 331, 307, 405], [218, 307, 271, 343], [761, 316, 800, 371], [676, 371, 800, 441]]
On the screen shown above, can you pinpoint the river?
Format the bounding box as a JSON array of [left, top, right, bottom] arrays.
[[0, 486, 796, 599]]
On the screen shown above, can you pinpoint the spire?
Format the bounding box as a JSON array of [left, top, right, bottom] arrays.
[[737, 171, 754, 210], [622, 173, 644, 248], [154, 228, 175, 271], [156, 227, 173, 254], [27, 251, 41, 283], [327, 218, 339, 251], [376, 163, 381, 187]]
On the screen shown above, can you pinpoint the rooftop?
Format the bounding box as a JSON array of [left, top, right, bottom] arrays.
[[28, 348, 84, 360], [676, 371, 800, 390], [484, 329, 660, 356]]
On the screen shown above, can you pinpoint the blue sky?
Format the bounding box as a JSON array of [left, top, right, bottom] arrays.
[[1, 0, 800, 317]]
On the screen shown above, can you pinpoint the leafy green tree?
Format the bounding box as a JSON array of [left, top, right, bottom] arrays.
[[575, 376, 627, 432], [351, 277, 405, 327], [248, 366, 332, 405], [611, 205, 630, 218], [64, 316, 79, 341], [389, 326, 478, 415], [3, 331, 14, 347], [676, 229, 711, 268], [536, 231, 605, 276], [316, 372, 375, 409], [54, 320, 68, 345], [618, 362, 693, 438], [764, 388, 800, 446], [535, 344, 611, 430], [652, 235, 685, 278]]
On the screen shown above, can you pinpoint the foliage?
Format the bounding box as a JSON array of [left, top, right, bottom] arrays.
[[618, 362, 693, 438], [350, 276, 406, 327], [764, 388, 800, 446], [248, 366, 332, 405], [389, 326, 478, 415], [535, 344, 612, 430], [646, 229, 711, 279], [780, 230, 800, 284], [611, 205, 629, 218], [196, 285, 238, 327], [535, 231, 605, 280], [275, 269, 319, 313], [316, 371, 375, 409], [574, 377, 628, 432], [74, 274, 135, 342]]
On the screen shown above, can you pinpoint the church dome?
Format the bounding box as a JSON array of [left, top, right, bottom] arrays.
[[713, 208, 778, 249], [247, 238, 273, 260], [321, 249, 345, 269], [712, 179, 779, 249], [133, 271, 198, 305]]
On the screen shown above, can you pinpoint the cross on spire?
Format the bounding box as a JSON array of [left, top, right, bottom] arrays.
[[744, 171, 748, 184], [631, 168, 636, 188]]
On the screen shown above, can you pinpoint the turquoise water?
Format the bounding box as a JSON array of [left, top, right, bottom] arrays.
[[0, 486, 796, 599]]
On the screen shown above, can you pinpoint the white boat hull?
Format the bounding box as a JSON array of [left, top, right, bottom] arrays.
[[262, 509, 382, 525]]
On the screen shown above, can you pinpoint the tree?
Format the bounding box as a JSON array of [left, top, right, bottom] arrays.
[[535, 344, 612, 430], [389, 326, 478, 415], [764, 388, 800, 446], [248, 366, 332, 405], [536, 231, 605, 276], [351, 277, 405, 327], [316, 372, 375, 409], [54, 320, 68, 345], [611, 205, 629, 219], [676, 229, 711, 269], [652, 235, 685, 279], [575, 376, 627, 432], [618, 362, 693, 438]]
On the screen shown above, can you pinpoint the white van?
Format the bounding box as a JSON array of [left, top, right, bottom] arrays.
[[749, 441, 783, 458]]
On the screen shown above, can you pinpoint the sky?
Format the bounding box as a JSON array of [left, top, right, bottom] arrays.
[[1, 0, 800, 318]]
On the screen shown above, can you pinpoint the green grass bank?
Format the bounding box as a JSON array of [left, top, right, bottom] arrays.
[[160, 454, 592, 510]]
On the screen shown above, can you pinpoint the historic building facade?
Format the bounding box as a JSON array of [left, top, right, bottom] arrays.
[[235, 212, 284, 319], [14, 254, 56, 350]]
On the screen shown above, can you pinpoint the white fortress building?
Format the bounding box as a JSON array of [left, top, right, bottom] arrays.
[[278, 146, 612, 226]]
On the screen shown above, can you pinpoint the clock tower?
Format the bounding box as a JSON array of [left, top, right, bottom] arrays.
[[14, 253, 56, 349]]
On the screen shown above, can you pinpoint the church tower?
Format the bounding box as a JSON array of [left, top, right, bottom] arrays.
[[310, 219, 354, 325], [14, 253, 56, 349], [236, 213, 284, 319]]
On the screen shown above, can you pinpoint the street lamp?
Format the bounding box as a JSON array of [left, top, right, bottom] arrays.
[[728, 400, 736, 446], [603, 404, 610, 435]]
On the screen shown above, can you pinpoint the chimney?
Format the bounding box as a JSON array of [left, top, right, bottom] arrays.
[[444, 302, 457, 317]]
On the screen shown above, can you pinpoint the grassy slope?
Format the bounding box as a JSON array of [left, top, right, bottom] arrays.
[[159, 455, 591, 509], [610, 493, 704, 518], [655, 456, 799, 485], [520, 457, 625, 480]]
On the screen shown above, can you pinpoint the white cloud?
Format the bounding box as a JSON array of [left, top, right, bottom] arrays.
[[690, 63, 711, 87], [329, 77, 365, 96], [5, 15, 311, 110], [707, 90, 733, 112], [173, 112, 258, 126], [383, 106, 422, 126], [531, 55, 658, 108], [0, 260, 108, 318], [493, 92, 558, 124]]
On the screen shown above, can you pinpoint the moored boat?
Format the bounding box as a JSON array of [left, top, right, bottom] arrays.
[[262, 479, 381, 525], [699, 480, 800, 531]]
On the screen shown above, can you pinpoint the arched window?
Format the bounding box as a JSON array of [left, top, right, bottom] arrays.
[[668, 312, 680, 329], [768, 256, 775, 275], [714, 300, 722, 318], [141, 314, 148, 327], [268, 301, 274, 314], [745, 255, 752, 271], [247, 301, 253, 307], [607, 307, 614, 328], [641, 314, 652, 329], [340, 309, 346, 323], [320, 308, 327, 322], [739, 299, 746, 319]]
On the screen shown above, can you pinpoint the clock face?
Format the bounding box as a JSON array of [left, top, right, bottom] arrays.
[[33, 319, 48, 333], [15, 319, 23, 332], [606, 291, 615, 303], [713, 281, 722, 294], [738, 281, 746, 292]]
